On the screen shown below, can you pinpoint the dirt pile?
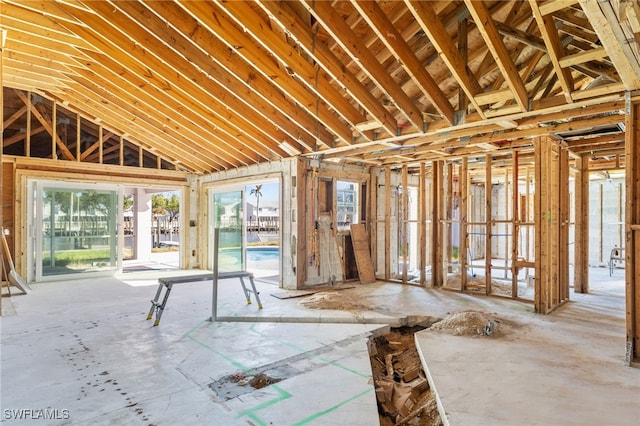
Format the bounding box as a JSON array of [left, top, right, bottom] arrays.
[[298, 291, 368, 311], [429, 310, 510, 336], [369, 327, 442, 426]]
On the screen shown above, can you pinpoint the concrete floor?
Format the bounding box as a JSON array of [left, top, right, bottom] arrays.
[[1, 266, 639, 425]]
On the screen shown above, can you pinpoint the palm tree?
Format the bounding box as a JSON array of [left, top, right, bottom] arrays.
[[249, 184, 263, 230]]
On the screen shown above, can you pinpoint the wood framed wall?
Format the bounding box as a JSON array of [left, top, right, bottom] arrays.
[[625, 97, 640, 366], [534, 136, 570, 313]]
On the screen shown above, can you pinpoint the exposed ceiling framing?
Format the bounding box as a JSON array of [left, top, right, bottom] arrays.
[[2, 0, 638, 174]]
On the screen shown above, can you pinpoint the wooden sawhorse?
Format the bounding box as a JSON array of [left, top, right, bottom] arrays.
[[147, 271, 262, 326]]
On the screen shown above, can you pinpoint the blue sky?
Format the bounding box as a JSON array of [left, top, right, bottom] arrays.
[[245, 182, 279, 208]]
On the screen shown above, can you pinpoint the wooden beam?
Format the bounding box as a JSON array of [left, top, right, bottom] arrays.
[[578, 0, 640, 90], [574, 153, 589, 293], [257, 0, 398, 137], [405, 0, 486, 118], [625, 97, 640, 365], [539, 0, 580, 16], [529, 0, 574, 100], [352, 0, 455, 125], [464, 0, 529, 112], [304, 0, 424, 130], [558, 46, 608, 68]]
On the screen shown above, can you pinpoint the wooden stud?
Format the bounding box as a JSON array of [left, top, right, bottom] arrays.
[[432, 160, 443, 287], [98, 124, 103, 164], [51, 101, 57, 159], [485, 154, 492, 296], [119, 134, 124, 167], [370, 167, 378, 278], [384, 166, 391, 280], [512, 151, 519, 298], [401, 165, 408, 282], [25, 92, 31, 157], [459, 157, 468, 291], [574, 154, 589, 293], [625, 98, 640, 365], [419, 162, 427, 287]]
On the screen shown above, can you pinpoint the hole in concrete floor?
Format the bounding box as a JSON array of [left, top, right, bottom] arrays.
[[369, 325, 442, 426], [209, 372, 284, 400]]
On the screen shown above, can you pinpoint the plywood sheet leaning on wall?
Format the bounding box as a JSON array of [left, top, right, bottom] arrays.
[[317, 213, 344, 286], [1, 230, 30, 294], [350, 223, 376, 284]]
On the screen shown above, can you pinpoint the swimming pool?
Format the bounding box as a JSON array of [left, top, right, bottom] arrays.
[[247, 246, 279, 262]]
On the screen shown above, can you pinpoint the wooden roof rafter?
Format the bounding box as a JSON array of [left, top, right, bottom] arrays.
[[464, 0, 529, 112], [351, 0, 455, 125], [405, 0, 486, 120], [71, 1, 290, 164], [302, 0, 425, 132]]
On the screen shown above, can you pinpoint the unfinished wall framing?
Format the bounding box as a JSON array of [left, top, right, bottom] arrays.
[[625, 98, 640, 366]]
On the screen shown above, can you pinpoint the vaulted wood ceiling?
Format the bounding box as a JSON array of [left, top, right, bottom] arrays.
[[2, 0, 639, 174]]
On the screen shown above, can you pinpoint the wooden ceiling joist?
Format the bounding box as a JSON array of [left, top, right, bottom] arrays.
[[0, 0, 632, 172]]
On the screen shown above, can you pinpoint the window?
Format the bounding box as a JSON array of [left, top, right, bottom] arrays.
[[337, 181, 359, 230]]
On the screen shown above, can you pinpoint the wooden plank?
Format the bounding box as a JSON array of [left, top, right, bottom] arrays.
[[304, 0, 423, 130], [529, 0, 574, 100], [419, 162, 427, 286], [579, 0, 640, 90], [350, 224, 376, 284], [432, 160, 443, 287], [574, 154, 589, 293], [369, 167, 378, 278], [405, 0, 485, 119], [485, 154, 493, 296], [459, 157, 468, 291], [559, 46, 608, 68], [257, 0, 397, 136], [540, 0, 579, 15], [401, 165, 408, 282], [352, 0, 454, 125], [464, 0, 528, 111], [625, 98, 640, 365], [384, 167, 391, 280], [512, 151, 519, 298]]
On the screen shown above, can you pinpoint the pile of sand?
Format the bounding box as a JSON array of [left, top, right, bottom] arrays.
[[430, 310, 509, 337], [299, 291, 368, 311]]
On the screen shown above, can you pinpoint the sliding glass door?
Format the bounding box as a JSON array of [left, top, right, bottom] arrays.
[[212, 190, 244, 272], [33, 182, 119, 281]]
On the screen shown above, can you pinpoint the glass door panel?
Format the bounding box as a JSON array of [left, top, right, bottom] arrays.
[[213, 191, 244, 272], [41, 187, 117, 276]]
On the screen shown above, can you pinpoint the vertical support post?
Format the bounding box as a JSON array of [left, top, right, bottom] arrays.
[[369, 166, 378, 278], [76, 113, 81, 161], [534, 136, 569, 313], [401, 165, 408, 282], [485, 154, 492, 295], [211, 227, 219, 322], [384, 166, 391, 280], [52, 101, 57, 159], [625, 95, 640, 366], [559, 145, 570, 302], [119, 134, 124, 166], [98, 124, 103, 164], [512, 151, 519, 298], [574, 154, 589, 293], [459, 157, 468, 290], [431, 161, 443, 287], [26, 92, 31, 157], [419, 162, 427, 286]]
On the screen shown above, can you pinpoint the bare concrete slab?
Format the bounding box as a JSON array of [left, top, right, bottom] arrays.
[[416, 274, 640, 426]]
